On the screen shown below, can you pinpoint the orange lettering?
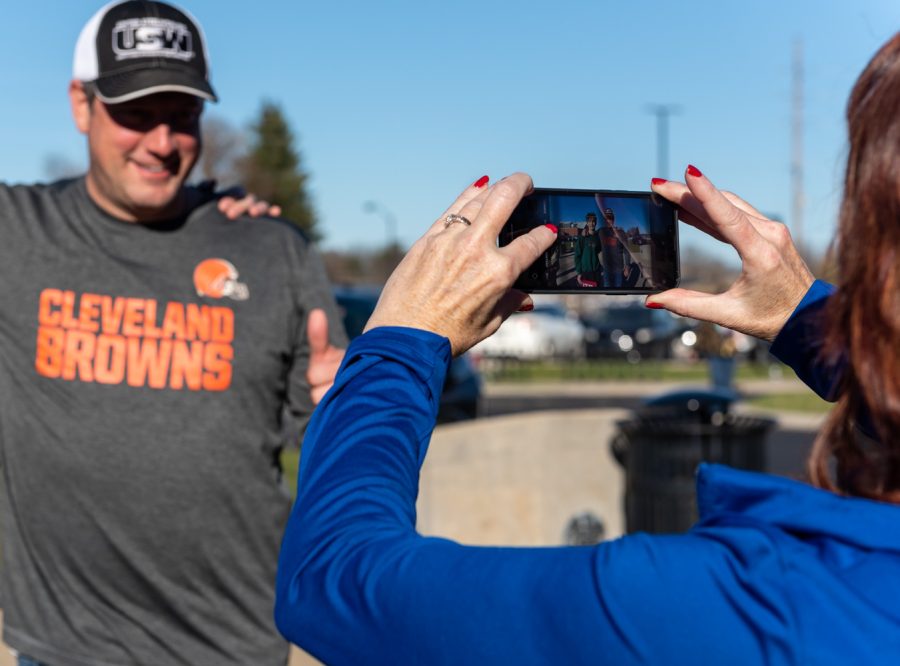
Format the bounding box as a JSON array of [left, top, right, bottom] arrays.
[[161, 302, 186, 340], [62, 330, 96, 382], [203, 343, 233, 391], [38, 289, 63, 326], [78, 293, 102, 333], [94, 334, 126, 384], [185, 304, 210, 341], [35, 291, 238, 392], [35, 326, 64, 377], [143, 300, 162, 338], [101, 296, 125, 335], [210, 307, 234, 343], [127, 338, 172, 389], [60, 291, 79, 330], [121, 298, 145, 337], [170, 340, 204, 390]]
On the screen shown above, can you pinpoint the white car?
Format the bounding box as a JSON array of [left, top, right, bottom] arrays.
[[472, 304, 586, 360]]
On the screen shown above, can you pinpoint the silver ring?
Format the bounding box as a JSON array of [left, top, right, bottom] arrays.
[[444, 213, 472, 229]]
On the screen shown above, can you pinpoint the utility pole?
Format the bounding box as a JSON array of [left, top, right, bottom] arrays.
[[362, 200, 398, 248], [791, 39, 805, 251], [645, 104, 682, 178]]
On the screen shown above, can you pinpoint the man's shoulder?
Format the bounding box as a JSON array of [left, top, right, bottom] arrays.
[[0, 177, 82, 193], [190, 198, 314, 247], [0, 177, 83, 215], [185, 183, 311, 241]]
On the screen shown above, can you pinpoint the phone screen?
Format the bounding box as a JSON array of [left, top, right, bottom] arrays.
[[499, 188, 680, 294]]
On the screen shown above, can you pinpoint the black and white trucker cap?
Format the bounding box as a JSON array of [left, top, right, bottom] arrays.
[[73, 0, 217, 104]]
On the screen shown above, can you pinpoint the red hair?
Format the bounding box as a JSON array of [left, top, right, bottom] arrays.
[[808, 33, 900, 500]]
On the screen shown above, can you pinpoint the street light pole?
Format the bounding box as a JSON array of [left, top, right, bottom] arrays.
[[644, 104, 682, 179], [362, 200, 398, 248]]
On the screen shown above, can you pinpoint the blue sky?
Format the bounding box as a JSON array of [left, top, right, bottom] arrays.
[[550, 194, 649, 235], [2, 1, 898, 264]]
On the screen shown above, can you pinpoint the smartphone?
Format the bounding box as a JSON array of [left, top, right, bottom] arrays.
[[500, 188, 680, 294]]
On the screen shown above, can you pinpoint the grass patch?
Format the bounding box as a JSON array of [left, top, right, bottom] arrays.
[[481, 359, 780, 383], [280, 448, 300, 499], [748, 392, 833, 414]]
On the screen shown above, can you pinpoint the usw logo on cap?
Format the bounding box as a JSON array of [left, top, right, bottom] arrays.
[[73, 0, 217, 104], [112, 17, 195, 62]]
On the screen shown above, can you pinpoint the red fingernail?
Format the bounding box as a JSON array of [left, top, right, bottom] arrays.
[[645, 302, 664, 309], [518, 303, 534, 312], [651, 177, 667, 186], [473, 175, 489, 188], [545, 223, 558, 234], [687, 164, 702, 178]]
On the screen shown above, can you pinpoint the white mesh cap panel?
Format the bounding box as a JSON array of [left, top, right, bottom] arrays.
[[72, 0, 127, 81]]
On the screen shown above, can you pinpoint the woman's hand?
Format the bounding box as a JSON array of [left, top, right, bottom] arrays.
[[365, 173, 557, 355], [648, 166, 815, 342], [217, 191, 282, 219]]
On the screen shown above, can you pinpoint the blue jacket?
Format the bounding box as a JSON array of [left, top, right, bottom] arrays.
[[769, 279, 842, 399], [276, 280, 900, 664]]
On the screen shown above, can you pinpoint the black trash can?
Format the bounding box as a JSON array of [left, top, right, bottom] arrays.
[[611, 390, 774, 534]]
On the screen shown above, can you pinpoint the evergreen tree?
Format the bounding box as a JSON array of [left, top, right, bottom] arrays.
[[238, 101, 319, 239]]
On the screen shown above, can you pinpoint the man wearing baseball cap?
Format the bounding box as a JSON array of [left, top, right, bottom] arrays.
[[0, 2, 345, 664]]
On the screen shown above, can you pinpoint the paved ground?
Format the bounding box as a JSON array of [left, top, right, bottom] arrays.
[[419, 408, 630, 545]]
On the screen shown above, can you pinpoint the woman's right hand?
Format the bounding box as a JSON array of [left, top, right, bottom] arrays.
[[648, 166, 815, 342], [364, 173, 556, 356]]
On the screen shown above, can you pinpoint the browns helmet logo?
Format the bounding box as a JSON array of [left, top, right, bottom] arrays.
[[193, 259, 249, 300]]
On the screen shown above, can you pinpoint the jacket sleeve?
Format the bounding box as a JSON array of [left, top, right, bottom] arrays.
[[768, 280, 841, 400], [274, 328, 777, 665]]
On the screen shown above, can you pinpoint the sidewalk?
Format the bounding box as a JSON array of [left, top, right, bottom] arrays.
[[418, 403, 821, 547], [419, 408, 630, 544]]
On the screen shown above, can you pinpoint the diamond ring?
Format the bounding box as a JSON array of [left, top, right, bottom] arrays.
[[444, 213, 472, 229]]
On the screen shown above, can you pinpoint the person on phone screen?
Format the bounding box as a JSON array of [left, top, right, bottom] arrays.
[[574, 212, 602, 287], [599, 207, 626, 288], [0, 2, 348, 664], [622, 259, 642, 289], [274, 30, 900, 665]]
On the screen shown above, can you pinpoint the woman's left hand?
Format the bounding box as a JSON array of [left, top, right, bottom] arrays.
[[365, 173, 557, 356], [649, 167, 814, 341]]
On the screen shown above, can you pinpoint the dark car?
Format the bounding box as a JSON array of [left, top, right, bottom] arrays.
[[333, 286, 482, 422], [581, 304, 685, 360]]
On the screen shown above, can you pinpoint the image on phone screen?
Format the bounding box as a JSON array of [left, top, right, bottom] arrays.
[[500, 188, 680, 294]]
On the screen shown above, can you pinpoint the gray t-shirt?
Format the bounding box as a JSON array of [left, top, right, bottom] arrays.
[[0, 178, 346, 666]]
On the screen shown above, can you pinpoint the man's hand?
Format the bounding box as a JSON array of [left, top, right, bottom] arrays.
[[306, 309, 345, 405], [217, 192, 282, 219], [648, 166, 815, 342]]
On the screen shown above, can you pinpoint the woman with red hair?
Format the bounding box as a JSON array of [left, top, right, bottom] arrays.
[[275, 33, 900, 665]]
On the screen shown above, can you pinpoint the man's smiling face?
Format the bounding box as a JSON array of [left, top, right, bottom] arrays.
[[72, 84, 203, 222]]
